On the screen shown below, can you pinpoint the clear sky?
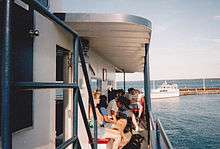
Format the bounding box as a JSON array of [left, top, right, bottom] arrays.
[[61, 0, 220, 81]]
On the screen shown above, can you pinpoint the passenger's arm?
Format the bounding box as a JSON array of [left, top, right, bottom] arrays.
[[115, 119, 127, 140], [111, 110, 117, 124], [103, 115, 114, 123]]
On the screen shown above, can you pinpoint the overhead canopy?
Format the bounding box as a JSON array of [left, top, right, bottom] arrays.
[[64, 13, 152, 73]]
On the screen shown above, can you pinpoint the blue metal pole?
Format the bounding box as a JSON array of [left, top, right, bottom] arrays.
[[123, 70, 126, 91], [1, 0, 13, 148], [144, 43, 151, 145], [73, 36, 79, 148], [78, 40, 97, 149]]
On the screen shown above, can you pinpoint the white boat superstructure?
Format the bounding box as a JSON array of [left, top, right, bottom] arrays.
[[151, 81, 180, 99]]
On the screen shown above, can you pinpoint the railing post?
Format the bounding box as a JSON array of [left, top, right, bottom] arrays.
[[144, 43, 151, 145], [1, 0, 13, 148], [123, 70, 126, 91], [156, 121, 161, 149], [73, 36, 79, 148]]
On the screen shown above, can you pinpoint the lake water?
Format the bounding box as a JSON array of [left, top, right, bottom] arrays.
[[152, 94, 220, 149]]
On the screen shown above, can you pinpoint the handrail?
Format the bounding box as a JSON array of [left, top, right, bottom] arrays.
[[149, 112, 173, 149], [149, 111, 157, 149], [15, 82, 78, 89], [1, 0, 98, 148], [78, 39, 98, 148], [78, 91, 96, 148], [156, 119, 173, 149], [56, 136, 78, 149]]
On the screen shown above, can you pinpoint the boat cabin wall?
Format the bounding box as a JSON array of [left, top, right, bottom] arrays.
[[88, 50, 116, 94], [11, 11, 74, 149]]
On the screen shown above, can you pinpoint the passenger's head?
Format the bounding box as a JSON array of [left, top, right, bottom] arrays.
[[108, 89, 117, 102], [128, 88, 135, 94], [135, 89, 141, 94], [116, 96, 128, 108], [97, 95, 108, 109], [93, 91, 101, 106], [117, 89, 125, 96]]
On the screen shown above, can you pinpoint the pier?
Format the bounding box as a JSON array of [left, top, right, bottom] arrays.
[[180, 88, 220, 96]]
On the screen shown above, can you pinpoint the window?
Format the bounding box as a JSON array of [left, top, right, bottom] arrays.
[[90, 78, 102, 92], [102, 68, 107, 81], [56, 46, 69, 138]]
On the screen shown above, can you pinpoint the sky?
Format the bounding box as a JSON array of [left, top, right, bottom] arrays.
[[61, 0, 220, 81]]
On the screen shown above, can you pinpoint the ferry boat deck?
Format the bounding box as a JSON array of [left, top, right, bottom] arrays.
[[0, 0, 172, 149]]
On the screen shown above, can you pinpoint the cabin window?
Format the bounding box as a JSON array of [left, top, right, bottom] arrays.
[[90, 78, 102, 92], [56, 46, 69, 142], [91, 79, 98, 92], [102, 68, 107, 81], [0, 3, 33, 133], [36, 0, 49, 8], [97, 79, 102, 91]]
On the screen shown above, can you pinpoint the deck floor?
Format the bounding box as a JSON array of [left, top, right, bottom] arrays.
[[122, 118, 149, 149]]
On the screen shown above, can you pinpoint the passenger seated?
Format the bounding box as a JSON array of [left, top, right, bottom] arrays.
[[115, 96, 130, 148], [97, 95, 128, 148], [97, 95, 116, 125], [107, 90, 143, 133], [107, 90, 118, 124], [89, 92, 122, 149], [128, 89, 143, 120], [119, 95, 144, 132]]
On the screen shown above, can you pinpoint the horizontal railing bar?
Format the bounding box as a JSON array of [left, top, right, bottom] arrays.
[[56, 136, 78, 149], [20, 0, 78, 36], [78, 92, 96, 149], [156, 119, 173, 149], [15, 82, 78, 89]]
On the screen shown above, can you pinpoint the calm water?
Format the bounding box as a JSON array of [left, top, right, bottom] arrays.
[[152, 94, 220, 149]]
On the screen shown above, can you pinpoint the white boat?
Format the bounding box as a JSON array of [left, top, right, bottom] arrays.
[[151, 81, 180, 99]]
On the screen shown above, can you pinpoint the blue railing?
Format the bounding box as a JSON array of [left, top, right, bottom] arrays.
[[1, 0, 98, 148], [149, 112, 173, 149]]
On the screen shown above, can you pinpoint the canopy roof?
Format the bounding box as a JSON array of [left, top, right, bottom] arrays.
[[64, 13, 152, 73]]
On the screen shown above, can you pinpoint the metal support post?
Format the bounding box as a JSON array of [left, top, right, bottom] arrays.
[[1, 0, 13, 148], [123, 70, 126, 91], [156, 122, 161, 149], [73, 36, 79, 148], [144, 43, 151, 145], [78, 39, 97, 149]]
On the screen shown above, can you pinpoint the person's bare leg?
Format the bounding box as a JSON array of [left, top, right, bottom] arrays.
[[138, 104, 143, 119], [130, 111, 139, 130], [105, 128, 121, 149]]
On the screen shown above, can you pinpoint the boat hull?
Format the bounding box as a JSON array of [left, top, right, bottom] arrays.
[[151, 90, 180, 99]]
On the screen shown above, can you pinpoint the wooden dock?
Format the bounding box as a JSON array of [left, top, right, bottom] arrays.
[[179, 88, 220, 96]]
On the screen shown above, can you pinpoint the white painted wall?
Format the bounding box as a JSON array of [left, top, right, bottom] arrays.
[[89, 50, 116, 94], [12, 11, 73, 149]]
